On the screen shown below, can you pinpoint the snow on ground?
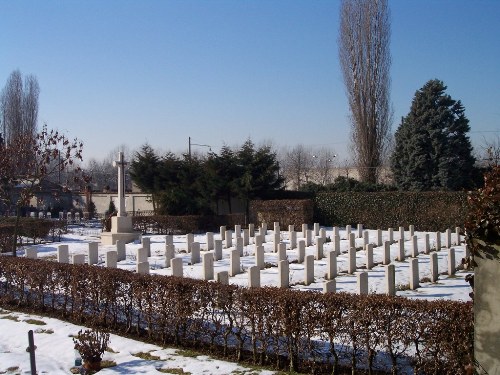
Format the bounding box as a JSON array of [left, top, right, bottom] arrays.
[[0, 225, 473, 373]]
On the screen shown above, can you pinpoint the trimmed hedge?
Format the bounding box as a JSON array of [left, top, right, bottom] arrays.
[[315, 191, 468, 231], [0, 218, 66, 253], [0, 256, 473, 374], [249, 199, 314, 229]]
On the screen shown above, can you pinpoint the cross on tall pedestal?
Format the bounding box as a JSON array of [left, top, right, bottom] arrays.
[[113, 152, 127, 217]]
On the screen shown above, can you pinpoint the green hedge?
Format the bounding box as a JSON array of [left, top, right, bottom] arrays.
[[314, 191, 468, 231]]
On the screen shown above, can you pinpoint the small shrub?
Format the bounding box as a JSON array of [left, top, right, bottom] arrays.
[[73, 328, 110, 363]]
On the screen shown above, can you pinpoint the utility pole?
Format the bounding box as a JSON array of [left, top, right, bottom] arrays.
[[188, 137, 211, 159]]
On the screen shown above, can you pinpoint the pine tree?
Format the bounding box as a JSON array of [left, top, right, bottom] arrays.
[[391, 79, 476, 190]]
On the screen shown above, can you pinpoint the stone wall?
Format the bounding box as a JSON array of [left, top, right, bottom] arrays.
[[73, 192, 153, 215]]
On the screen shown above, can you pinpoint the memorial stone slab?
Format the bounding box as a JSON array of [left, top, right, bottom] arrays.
[[202, 252, 214, 280], [297, 240, 305, 264], [137, 261, 150, 275], [327, 250, 337, 280], [165, 244, 175, 268], [248, 266, 260, 288], [229, 249, 240, 276], [214, 240, 223, 261], [58, 245, 69, 263], [430, 252, 439, 282], [216, 271, 229, 285], [191, 242, 201, 264], [323, 280, 336, 294], [171, 258, 183, 277], [116, 240, 126, 262], [255, 245, 265, 270], [410, 258, 419, 290], [73, 254, 86, 265], [106, 251, 117, 268], [278, 260, 289, 288], [88, 242, 99, 265], [304, 255, 314, 285], [385, 264, 396, 296], [357, 272, 368, 295]]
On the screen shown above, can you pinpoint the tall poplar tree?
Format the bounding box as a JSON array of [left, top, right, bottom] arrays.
[[339, 0, 392, 184], [391, 79, 476, 190]]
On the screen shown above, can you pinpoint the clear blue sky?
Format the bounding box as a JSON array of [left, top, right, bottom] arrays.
[[1, 0, 499, 163]]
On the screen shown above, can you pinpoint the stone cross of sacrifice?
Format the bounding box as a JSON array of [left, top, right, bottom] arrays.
[[113, 152, 127, 217]]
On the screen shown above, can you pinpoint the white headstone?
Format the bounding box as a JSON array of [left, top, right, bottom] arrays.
[[397, 239, 405, 261], [297, 240, 305, 264], [171, 258, 183, 277], [137, 261, 149, 275], [225, 230, 232, 249], [323, 280, 336, 294], [216, 271, 229, 285], [357, 272, 368, 295], [410, 258, 419, 290], [142, 237, 151, 257], [165, 244, 175, 268], [430, 252, 439, 282], [116, 240, 126, 261], [137, 247, 148, 263], [255, 245, 265, 270], [106, 251, 117, 268], [88, 242, 99, 265], [327, 250, 337, 280], [315, 237, 324, 260], [25, 248, 38, 259], [304, 255, 314, 286], [448, 247, 456, 275], [248, 266, 260, 288], [202, 252, 214, 280], [206, 232, 214, 251], [411, 235, 419, 258], [214, 239, 223, 261], [191, 242, 201, 264], [366, 244, 374, 270], [385, 264, 396, 296], [57, 245, 69, 263], [383, 241, 391, 265], [73, 254, 86, 265], [229, 249, 240, 276], [348, 247, 356, 274], [278, 260, 289, 288]]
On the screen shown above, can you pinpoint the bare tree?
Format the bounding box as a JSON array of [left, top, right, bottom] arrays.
[[0, 124, 85, 255], [83, 145, 132, 192], [480, 135, 500, 168], [280, 145, 315, 190], [312, 148, 337, 186], [1, 70, 39, 144], [339, 0, 392, 184]]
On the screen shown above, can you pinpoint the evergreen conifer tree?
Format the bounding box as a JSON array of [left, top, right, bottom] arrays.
[[391, 79, 476, 190]]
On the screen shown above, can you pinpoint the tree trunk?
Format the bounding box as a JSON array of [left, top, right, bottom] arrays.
[[11, 205, 21, 256]]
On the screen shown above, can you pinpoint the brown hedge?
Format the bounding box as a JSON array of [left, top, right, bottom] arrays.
[[249, 199, 314, 229], [0, 256, 473, 374], [314, 191, 468, 231]]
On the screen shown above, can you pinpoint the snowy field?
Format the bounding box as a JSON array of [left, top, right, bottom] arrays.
[[0, 225, 473, 374]]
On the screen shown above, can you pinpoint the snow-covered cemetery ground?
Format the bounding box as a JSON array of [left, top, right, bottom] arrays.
[[0, 223, 472, 374]]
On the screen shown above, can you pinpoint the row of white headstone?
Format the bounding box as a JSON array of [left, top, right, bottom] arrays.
[[24, 223, 465, 295]]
